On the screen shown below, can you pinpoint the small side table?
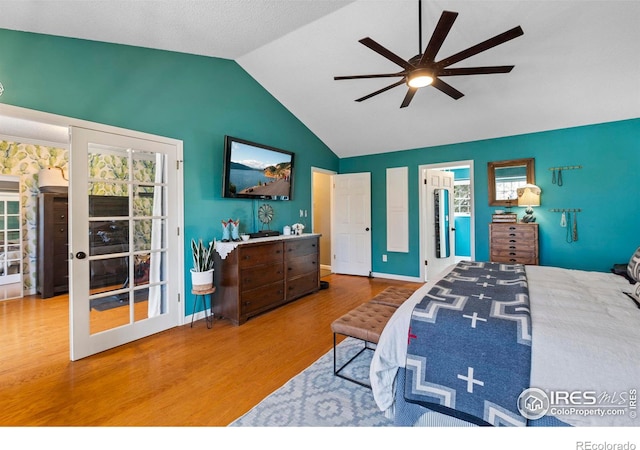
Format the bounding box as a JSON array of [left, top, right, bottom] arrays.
[[191, 287, 216, 329]]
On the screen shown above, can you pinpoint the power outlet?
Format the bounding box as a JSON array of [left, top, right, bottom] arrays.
[[382, 254, 387, 262]]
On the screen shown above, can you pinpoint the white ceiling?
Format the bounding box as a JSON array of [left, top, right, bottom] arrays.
[[1, 0, 639, 158]]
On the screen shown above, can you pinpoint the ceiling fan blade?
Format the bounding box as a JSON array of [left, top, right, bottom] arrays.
[[438, 65, 515, 76], [419, 11, 458, 65], [334, 73, 405, 81], [400, 87, 418, 108], [436, 26, 524, 69], [432, 78, 464, 100], [359, 37, 413, 70], [355, 79, 406, 102]]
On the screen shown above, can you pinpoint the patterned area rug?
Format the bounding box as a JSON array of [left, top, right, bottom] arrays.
[[229, 337, 393, 427]]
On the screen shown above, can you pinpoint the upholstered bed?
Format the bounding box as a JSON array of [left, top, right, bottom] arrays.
[[370, 257, 640, 427]]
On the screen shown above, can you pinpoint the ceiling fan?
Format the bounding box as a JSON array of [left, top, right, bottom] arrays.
[[334, 1, 524, 108]]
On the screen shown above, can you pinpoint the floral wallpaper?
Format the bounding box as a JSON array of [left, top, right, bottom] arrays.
[[0, 140, 68, 293], [0, 140, 156, 295]]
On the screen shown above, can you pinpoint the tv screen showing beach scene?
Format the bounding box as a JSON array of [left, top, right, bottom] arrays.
[[223, 136, 294, 200]]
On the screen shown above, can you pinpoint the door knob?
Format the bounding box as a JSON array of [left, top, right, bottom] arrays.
[[75, 251, 87, 259], [365, 227, 370, 231]]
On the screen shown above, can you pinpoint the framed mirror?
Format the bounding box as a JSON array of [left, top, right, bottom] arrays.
[[487, 158, 535, 206]]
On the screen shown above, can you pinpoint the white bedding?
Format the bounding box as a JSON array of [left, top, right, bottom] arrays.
[[370, 264, 640, 426]]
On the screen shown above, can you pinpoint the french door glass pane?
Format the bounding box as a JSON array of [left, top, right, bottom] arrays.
[[87, 141, 168, 335]]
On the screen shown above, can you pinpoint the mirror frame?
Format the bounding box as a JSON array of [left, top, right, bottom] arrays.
[[487, 158, 535, 206]]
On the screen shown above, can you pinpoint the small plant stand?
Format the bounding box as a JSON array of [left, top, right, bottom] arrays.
[[191, 287, 216, 329]]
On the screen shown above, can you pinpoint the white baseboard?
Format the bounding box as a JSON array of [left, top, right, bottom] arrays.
[[370, 272, 422, 283]]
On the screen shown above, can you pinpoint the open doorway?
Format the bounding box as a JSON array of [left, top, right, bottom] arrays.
[[419, 160, 475, 281], [311, 167, 335, 278]]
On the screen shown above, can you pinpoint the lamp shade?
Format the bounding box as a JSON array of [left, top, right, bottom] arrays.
[[517, 184, 541, 207]]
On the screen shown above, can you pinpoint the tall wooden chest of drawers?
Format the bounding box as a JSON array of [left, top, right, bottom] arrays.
[[37, 193, 69, 298], [213, 234, 320, 325], [489, 223, 539, 265]]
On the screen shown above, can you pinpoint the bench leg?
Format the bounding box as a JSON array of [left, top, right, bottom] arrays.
[[333, 333, 375, 389]]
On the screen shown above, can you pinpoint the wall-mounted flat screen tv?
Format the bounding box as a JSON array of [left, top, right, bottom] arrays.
[[222, 136, 294, 200]]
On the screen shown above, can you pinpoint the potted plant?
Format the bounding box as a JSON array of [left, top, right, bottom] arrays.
[[191, 238, 215, 292]]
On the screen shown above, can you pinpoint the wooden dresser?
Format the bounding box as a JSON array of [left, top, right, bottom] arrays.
[[37, 193, 69, 298], [489, 223, 539, 265], [213, 234, 320, 325]]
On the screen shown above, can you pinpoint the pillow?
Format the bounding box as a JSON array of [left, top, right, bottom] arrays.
[[624, 283, 640, 309], [611, 263, 635, 284], [627, 246, 640, 282]]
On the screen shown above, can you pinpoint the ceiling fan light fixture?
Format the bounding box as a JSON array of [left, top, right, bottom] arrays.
[[407, 68, 434, 88]]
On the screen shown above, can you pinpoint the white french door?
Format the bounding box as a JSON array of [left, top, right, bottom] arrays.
[[331, 172, 372, 276], [69, 126, 181, 360]]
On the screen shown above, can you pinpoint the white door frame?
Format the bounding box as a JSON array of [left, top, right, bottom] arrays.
[[0, 104, 185, 343], [418, 160, 475, 281], [311, 166, 336, 275]]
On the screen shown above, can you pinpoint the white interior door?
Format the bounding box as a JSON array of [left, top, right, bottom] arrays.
[[69, 126, 181, 360], [331, 172, 371, 276], [423, 169, 456, 280]]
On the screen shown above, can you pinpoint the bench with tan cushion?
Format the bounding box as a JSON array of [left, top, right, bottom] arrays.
[[368, 286, 415, 308], [331, 302, 397, 388]]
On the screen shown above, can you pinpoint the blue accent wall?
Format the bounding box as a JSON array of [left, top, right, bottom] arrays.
[[2, 28, 638, 289], [0, 29, 339, 314], [340, 119, 640, 276], [450, 167, 471, 257]]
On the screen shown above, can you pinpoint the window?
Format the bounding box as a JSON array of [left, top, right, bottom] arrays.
[[454, 180, 471, 215]]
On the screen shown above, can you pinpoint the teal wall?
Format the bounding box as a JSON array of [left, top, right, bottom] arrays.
[[340, 119, 640, 277], [450, 167, 471, 257], [0, 29, 339, 314], [2, 28, 638, 293]]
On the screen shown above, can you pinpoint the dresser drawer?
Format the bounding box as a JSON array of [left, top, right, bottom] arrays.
[[240, 281, 285, 315], [491, 248, 536, 262], [286, 273, 319, 300], [286, 253, 318, 278], [490, 227, 536, 240], [238, 242, 283, 268], [240, 263, 284, 292], [284, 237, 318, 257], [490, 237, 535, 250]]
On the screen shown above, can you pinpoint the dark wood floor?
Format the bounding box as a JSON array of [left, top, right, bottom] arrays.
[[0, 273, 421, 426]]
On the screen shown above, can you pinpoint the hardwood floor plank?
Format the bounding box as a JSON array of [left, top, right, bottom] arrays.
[[0, 274, 421, 426]]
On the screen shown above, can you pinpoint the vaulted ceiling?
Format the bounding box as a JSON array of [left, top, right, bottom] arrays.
[[1, 1, 639, 158]]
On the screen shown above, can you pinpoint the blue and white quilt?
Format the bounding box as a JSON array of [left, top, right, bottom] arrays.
[[403, 261, 532, 426]]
